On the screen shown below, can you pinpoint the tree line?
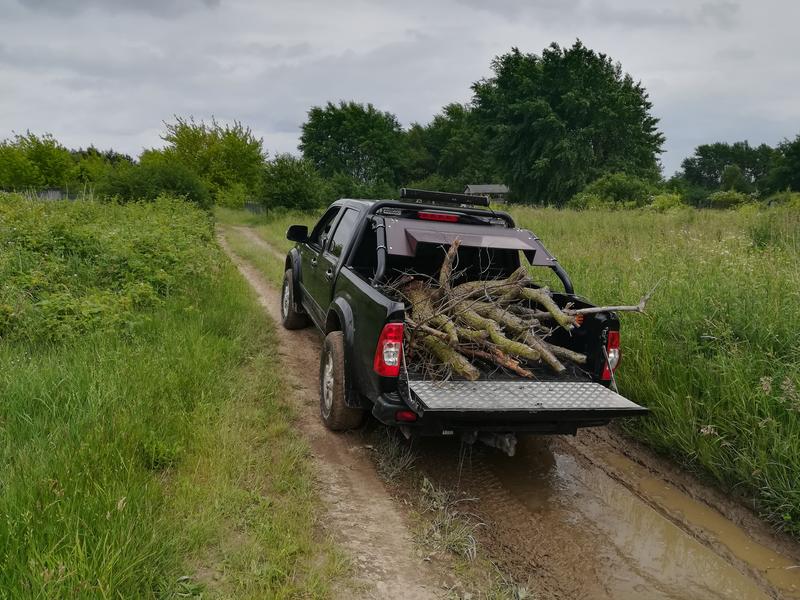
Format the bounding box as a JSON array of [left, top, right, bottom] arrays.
[[3, 40, 800, 210]]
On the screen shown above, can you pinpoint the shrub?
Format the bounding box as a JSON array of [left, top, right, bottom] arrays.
[[97, 159, 211, 207], [578, 172, 656, 207], [763, 190, 800, 207], [215, 182, 248, 208], [707, 189, 749, 209], [0, 194, 219, 343], [324, 172, 397, 202], [263, 154, 327, 211], [649, 193, 685, 212], [403, 174, 462, 194]]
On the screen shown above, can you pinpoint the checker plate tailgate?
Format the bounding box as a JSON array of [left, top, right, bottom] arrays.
[[408, 380, 646, 417]]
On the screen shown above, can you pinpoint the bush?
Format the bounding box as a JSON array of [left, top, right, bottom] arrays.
[[215, 182, 248, 208], [263, 154, 327, 210], [707, 189, 749, 209], [324, 172, 397, 202], [97, 159, 211, 207], [763, 190, 800, 207], [0, 194, 218, 342], [403, 173, 462, 194], [649, 193, 685, 212], [567, 172, 656, 209]]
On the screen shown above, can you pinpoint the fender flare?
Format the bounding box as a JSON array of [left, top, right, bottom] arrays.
[[326, 298, 361, 408]]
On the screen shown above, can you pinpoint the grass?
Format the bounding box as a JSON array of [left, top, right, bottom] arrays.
[[0, 196, 344, 598], [509, 204, 800, 535], [218, 202, 800, 537]]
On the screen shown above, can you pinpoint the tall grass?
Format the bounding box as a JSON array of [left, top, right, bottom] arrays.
[[509, 205, 800, 534], [222, 202, 800, 536], [0, 196, 342, 598]]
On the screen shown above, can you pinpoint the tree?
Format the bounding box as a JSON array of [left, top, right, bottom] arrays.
[[766, 135, 800, 193], [679, 141, 775, 195], [472, 41, 664, 205], [160, 116, 266, 200], [300, 101, 406, 185], [405, 103, 498, 188], [9, 132, 73, 188], [262, 154, 327, 210], [0, 143, 42, 189]]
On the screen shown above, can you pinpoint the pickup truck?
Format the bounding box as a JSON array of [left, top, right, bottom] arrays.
[[281, 189, 646, 445]]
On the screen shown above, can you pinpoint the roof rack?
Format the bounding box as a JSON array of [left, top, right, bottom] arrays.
[[399, 187, 490, 207]]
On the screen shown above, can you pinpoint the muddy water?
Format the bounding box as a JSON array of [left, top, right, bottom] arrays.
[[480, 436, 799, 599], [597, 448, 800, 597]]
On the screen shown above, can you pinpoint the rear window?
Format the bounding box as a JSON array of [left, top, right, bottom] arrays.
[[328, 208, 359, 258]]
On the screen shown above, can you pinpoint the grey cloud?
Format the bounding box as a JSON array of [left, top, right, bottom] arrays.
[[698, 1, 740, 29], [17, 0, 219, 18], [0, 0, 796, 176]]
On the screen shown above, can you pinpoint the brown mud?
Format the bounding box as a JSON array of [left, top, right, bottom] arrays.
[[220, 225, 800, 600]]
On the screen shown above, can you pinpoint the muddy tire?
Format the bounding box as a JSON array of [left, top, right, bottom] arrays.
[[320, 331, 365, 431], [281, 269, 309, 330]]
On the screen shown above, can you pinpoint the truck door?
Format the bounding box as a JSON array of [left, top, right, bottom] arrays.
[[299, 207, 340, 324], [310, 207, 360, 309]]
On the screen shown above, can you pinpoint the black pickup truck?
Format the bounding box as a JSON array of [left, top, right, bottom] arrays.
[[281, 189, 646, 445]]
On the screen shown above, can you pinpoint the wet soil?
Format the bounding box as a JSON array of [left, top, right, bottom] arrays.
[[219, 225, 800, 600]]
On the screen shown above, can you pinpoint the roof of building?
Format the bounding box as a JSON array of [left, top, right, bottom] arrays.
[[464, 184, 509, 195]]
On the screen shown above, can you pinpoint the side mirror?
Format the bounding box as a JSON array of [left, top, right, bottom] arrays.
[[286, 225, 308, 243]]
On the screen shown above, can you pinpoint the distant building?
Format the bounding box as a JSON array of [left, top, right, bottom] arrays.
[[464, 184, 509, 203]]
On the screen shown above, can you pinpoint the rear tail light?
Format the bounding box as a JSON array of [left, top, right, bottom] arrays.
[[418, 211, 459, 223], [601, 330, 621, 380], [374, 323, 404, 377], [395, 410, 417, 422]]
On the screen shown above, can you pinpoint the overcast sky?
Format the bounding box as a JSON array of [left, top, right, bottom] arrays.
[[1, 0, 798, 175]]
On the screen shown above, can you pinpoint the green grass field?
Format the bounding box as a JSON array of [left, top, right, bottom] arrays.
[[220, 203, 800, 536], [0, 197, 344, 598]]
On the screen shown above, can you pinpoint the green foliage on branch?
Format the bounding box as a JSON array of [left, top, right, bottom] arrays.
[[300, 101, 406, 185], [263, 154, 328, 210], [472, 41, 664, 205], [97, 153, 211, 207]]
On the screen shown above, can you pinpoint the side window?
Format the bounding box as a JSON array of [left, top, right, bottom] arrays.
[[328, 209, 359, 258], [308, 208, 340, 249]]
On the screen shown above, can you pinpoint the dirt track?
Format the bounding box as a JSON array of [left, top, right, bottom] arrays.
[[219, 225, 800, 600]]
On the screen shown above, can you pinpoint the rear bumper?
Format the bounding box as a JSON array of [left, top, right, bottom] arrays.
[[372, 380, 647, 436]]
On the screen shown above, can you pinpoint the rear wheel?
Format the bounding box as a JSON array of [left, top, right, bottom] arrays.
[[281, 269, 309, 330], [320, 331, 364, 431]]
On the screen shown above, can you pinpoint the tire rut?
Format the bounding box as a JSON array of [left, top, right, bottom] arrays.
[[221, 224, 800, 600], [218, 229, 444, 600]]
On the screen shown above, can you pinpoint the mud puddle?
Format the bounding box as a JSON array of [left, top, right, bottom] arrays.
[[487, 438, 775, 599], [417, 433, 800, 599]]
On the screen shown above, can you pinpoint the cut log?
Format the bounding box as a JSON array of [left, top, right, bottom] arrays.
[[420, 334, 480, 381]]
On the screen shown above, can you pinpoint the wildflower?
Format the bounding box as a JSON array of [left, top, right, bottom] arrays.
[[700, 424, 718, 436], [760, 376, 772, 395]]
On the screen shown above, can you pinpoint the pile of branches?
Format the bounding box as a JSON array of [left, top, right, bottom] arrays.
[[392, 240, 651, 381]]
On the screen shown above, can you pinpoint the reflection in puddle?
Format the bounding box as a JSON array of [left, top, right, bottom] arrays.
[[485, 438, 774, 600]]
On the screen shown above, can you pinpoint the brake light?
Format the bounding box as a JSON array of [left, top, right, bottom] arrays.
[[418, 211, 459, 223], [601, 330, 621, 380], [395, 410, 417, 422], [374, 323, 404, 377]]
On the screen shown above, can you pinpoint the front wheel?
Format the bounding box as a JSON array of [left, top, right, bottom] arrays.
[[319, 331, 364, 431], [281, 269, 309, 330]]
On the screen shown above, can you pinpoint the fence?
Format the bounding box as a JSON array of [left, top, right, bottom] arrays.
[[243, 201, 266, 215]]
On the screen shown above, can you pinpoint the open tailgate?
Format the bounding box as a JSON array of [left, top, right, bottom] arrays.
[[407, 380, 648, 420]]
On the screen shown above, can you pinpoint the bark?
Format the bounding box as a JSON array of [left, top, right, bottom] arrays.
[[420, 334, 480, 381]]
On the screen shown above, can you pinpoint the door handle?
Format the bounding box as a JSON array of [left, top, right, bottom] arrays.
[[325, 268, 333, 280], [310, 258, 318, 266]]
